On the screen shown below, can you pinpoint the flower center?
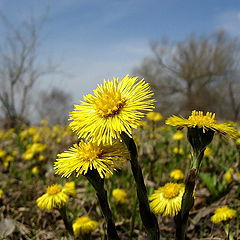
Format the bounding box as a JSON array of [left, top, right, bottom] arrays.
[[77, 142, 103, 161], [47, 184, 62, 195], [162, 183, 180, 199], [188, 111, 216, 128], [94, 90, 126, 118]]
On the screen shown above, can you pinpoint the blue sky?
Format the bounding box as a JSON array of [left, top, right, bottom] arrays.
[[1, 0, 240, 104]]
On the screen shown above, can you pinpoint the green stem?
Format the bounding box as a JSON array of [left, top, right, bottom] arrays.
[[58, 206, 74, 239], [121, 132, 160, 240], [86, 171, 120, 240], [175, 150, 204, 240]]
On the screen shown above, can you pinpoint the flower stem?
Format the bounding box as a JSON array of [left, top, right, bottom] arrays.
[[121, 132, 160, 240], [86, 170, 120, 240], [175, 150, 204, 240], [58, 206, 74, 239]]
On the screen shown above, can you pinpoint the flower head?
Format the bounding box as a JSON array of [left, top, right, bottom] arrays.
[[63, 182, 76, 196], [173, 147, 184, 155], [36, 184, 68, 210], [170, 169, 185, 180], [73, 216, 99, 237], [54, 141, 128, 178], [69, 75, 154, 145], [204, 147, 212, 157], [149, 182, 185, 217], [224, 168, 234, 184], [112, 188, 127, 204], [146, 112, 163, 122], [172, 131, 184, 141], [211, 206, 237, 224], [166, 111, 237, 138]]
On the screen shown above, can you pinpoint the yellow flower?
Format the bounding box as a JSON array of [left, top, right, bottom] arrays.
[[69, 75, 154, 145], [54, 141, 128, 178], [112, 188, 127, 204], [22, 150, 34, 161], [204, 147, 212, 157], [224, 168, 233, 184], [172, 131, 184, 141], [166, 110, 237, 138], [211, 206, 237, 224], [38, 155, 45, 161], [173, 147, 184, 155], [146, 112, 163, 122], [73, 216, 99, 237], [5, 155, 14, 162], [149, 183, 185, 217], [40, 120, 48, 125], [0, 149, 7, 158], [36, 184, 68, 210], [32, 166, 39, 175], [56, 137, 62, 143], [63, 182, 76, 196], [0, 189, 4, 198], [170, 169, 185, 180], [236, 138, 240, 145]]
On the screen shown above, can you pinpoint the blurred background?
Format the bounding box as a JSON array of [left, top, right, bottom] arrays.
[[0, 0, 240, 127]]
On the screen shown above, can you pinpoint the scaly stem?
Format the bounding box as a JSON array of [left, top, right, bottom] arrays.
[[175, 150, 204, 240], [121, 132, 160, 240], [86, 170, 120, 240]]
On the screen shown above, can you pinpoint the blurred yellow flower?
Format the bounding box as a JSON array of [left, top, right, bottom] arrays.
[[204, 147, 212, 157], [0, 189, 4, 198], [36, 184, 68, 210], [63, 182, 76, 196], [32, 166, 39, 175], [0, 150, 7, 158], [56, 137, 62, 143], [236, 138, 240, 145], [224, 168, 233, 184], [55, 141, 128, 178], [69, 75, 154, 145], [40, 120, 48, 126], [166, 110, 237, 138], [146, 112, 163, 122], [173, 147, 184, 155], [38, 155, 45, 161], [170, 169, 185, 180], [5, 155, 14, 162], [172, 131, 184, 141], [211, 206, 237, 224], [149, 183, 185, 217], [73, 216, 99, 237], [112, 188, 127, 204]]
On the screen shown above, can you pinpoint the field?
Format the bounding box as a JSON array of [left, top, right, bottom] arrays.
[[0, 118, 239, 240]]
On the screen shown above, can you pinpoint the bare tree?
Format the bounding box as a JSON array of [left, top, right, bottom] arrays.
[[37, 88, 72, 125], [0, 11, 56, 127], [134, 31, 240, 120]]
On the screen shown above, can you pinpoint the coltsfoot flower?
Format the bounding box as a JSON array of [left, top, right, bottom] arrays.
[[166, 111, 237, 152], [146, 112, 163, 122], [173, 147, 184, 155], [73, 216, 99, 237], [172, 131, 184, 141], [112, 188, 127, 204], [166, 110, 237, 138], [170, 169, 185, 180], [224, 168, 234, 184], [36, 184, 68, 210], [69, 75, 154, 145], [211, 206, 237, 224], [54, 141, 128, 178], [63, 182, 76, 196], [149, 182, 185, 217]]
